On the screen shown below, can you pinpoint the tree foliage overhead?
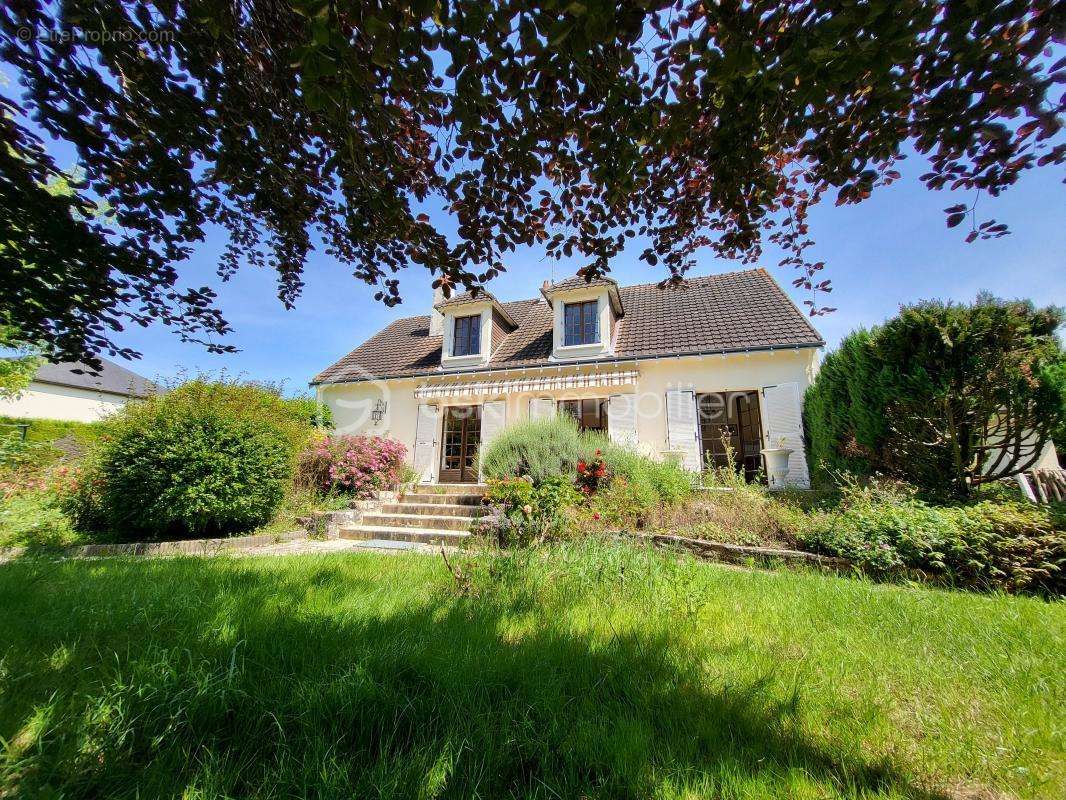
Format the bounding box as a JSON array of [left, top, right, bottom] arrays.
[[804, 297, 1066, 499], [2, 0, 1062, 361]]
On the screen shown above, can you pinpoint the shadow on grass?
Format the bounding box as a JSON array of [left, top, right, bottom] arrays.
[[0, 556, 946, 799]]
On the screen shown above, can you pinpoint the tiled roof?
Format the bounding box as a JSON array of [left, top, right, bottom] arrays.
[[543, 275, 618, 293], [434, 290, 517, 327], [542, 274, 625, 316], [33, 357, 155, 397], [312, 268, 823, 385], [433, 289, 497, 309]]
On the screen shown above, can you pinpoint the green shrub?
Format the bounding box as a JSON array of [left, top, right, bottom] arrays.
[[481, 419, 693, 539], [569, 442, 695, 532], [74, 381, 311, 540], [53, 462, 109, 536], [585, 477, 658, 530], [0, 417, 102, 488], [0, 434, 46, 474], [592, 437, 694, 506], [0, 482, 86, 549], [0, 324, 41, 400], [480, 475, 580, 546], [0, 415, 101, 448], [800, 481, 1066, 594], [480, 416, 584, 483], [282, 394, 333, 429], [803, 329, 886, 483], [804, 297, 1066, 498]]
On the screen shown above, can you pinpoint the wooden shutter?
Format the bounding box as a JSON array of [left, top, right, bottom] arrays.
[[528, 397, 556, 420], [412, 404, 440, 484], [665, 389, 701, 471], [607, 393, 638, 447], [761, 382, 811, 488], [479, 400, 507, 481]]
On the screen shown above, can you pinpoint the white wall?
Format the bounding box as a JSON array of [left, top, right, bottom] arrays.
[[0, 382, 130, 422], [628, 349, 819, 458], [317, 348, 821, 468]]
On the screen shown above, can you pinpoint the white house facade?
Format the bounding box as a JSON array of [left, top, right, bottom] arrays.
[[0, 358, 154, 423], [313, 269, 824, 486]]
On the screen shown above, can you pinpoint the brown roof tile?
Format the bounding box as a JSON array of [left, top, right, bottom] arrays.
[[543, 275, 618, 293], [542, 274, 625, 316], [312, 269, 823, 384], [434, 289, 517, 327]]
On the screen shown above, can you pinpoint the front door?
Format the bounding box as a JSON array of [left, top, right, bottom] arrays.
[[439, 405, 481, 483], [698, 391, 764, 482], [734, 392, 764, 482]]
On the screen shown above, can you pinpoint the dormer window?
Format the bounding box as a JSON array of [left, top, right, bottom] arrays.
[[452, 314, 481, 356], [564, 301, 599, 346]]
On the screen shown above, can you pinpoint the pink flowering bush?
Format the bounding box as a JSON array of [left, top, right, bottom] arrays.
[[296, 435, 407, 498]]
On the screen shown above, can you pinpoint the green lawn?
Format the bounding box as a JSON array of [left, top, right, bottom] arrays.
[[0, 543, 1062, 799], [0, 485, 324, 551]]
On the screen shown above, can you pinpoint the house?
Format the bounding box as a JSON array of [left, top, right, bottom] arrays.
[[312, 268, 824, 486], [0, 357, 155, 423]]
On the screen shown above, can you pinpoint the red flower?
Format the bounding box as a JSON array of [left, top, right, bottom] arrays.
[[576, 460, 587, 472], [592, 512, 601, 521]]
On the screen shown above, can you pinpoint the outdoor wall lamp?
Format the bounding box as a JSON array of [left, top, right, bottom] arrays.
[[371, 399, 388, 422]]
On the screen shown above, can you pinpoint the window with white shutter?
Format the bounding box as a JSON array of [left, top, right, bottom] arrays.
[[607, 393, 637, 447], [479, 400, 507, 481], [412, 404, 440, 483], [761, 382, 811, 488], [665, 389, 700, 471], [528, 397, 556, 421]]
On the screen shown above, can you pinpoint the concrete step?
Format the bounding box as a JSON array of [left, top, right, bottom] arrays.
[[347, 539, 429, 552], [361, 512, 473, 531], [380, 502, 481, 518], [409, 483, 488, 496], [401, 492, 485, 506], [340, 526, 471, 546]]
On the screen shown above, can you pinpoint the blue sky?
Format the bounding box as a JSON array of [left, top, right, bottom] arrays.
[[111, 153, 1063, 396], [4, 71, 1063, 395]]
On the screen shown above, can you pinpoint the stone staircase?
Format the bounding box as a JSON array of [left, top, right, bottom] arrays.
[[339, 484, 486, 548]]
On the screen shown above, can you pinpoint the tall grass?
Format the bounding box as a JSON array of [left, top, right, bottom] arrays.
[[589, 436, 695, 505], [0, 544, 1062, 799]]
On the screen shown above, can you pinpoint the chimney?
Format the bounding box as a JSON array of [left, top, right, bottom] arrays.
[[429, 284, 445, 336], [539, 278, 553, 305]]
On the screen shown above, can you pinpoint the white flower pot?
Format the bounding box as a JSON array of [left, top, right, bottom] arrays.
[[761, 447, 794, 490]]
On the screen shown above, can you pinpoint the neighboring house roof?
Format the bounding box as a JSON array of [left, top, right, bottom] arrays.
[[33, 357, 155, 398], [312, 268, 824, 385]]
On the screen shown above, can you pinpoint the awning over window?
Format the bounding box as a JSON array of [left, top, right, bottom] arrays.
[[414, 369, 639, 400]]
